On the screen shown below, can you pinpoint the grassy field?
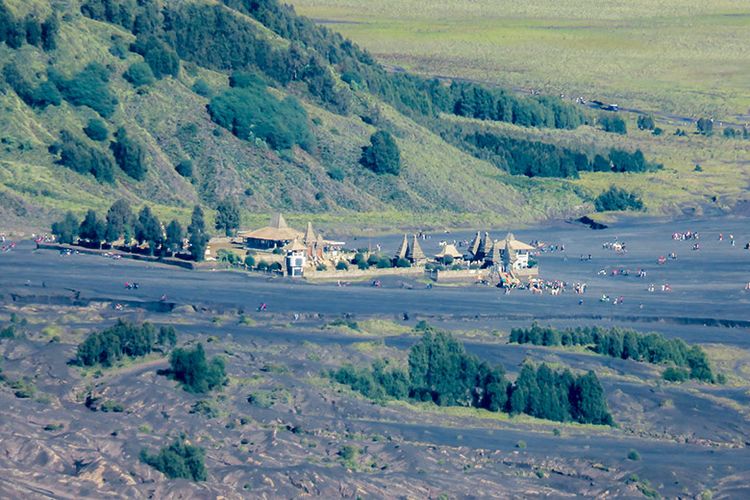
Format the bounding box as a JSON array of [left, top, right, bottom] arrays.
[[290, 0, 750, 120]]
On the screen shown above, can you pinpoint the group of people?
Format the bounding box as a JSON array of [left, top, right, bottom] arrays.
[[602, 240, 626, 253]]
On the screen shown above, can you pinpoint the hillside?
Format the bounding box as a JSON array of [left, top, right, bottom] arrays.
[[0, 0, 745, 234]]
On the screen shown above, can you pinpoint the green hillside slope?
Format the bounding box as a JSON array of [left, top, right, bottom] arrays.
[[0, 0, 744, 234]]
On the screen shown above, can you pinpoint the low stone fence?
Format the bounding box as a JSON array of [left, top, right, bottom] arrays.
[[36, 243, 196, 269], [307, 266, 424, 280], [429, 268, 489, 282]]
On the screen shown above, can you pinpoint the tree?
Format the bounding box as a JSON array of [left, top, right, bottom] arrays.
[[78, 209, 106, 247], [167, 343, 226, 393], [111, 127, 147, 180], [51, 211, 79, 244], [175, 159, 193, 178], [594, 186, 644, 212], [571, 371, 613, 425], [214, 199, 240, 236], [637, 114, 655, 130], [105, 199, 134, 244], [40, 15, 59, 51], [188, 205, 209, 262], [165, 220, 185, 256], [135, 206, 162, 254], [696, 118, 713, 136], [140, 437, 206, 481], [599, 114, 627, 135], [360, 130, 401, 175]]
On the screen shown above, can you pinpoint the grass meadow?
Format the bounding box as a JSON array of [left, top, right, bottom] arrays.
[[290, 0, 750, 121]]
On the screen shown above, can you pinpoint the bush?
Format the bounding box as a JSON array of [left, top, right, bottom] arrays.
[[111, 127, 147, 180], [167, 343, 226, 393], [140, 437, 207, 481], [176, 159, 193, 177], [192, 78, 212, 97], [336, 261, 348, 271], [244, 254, 255, 267], [123, 61, 156, 87], [599, 114, 627, 134], [627, 449, 641, 461], [662, 366, 689, 382], [360, 130, 401, 175], [395, 258, 411, 268], [131, 35, 180, 79], [594, 186, 644, 212], [208, 81, 314, 151], [49, 63, 118, 118], [637, 114, 655, 130], [84, 119, 109, 142], [53, 130, 115, 183], [3, 64, 61, 109], [328, 167, 345, 181]]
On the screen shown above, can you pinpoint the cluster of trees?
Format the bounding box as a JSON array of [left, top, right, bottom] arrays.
[[360, 130, 401, 175], [50, 201, 210, 261], [722, 126, 750, 140], [166, 343, 226, 394], [458, 130, 660, 178], [140, 437, 207, 481], [110, 127, 147, 180], [594, 186, 644, 212], [207, 72, 314, 151], [214, 199, 240, 236], [0, 3, 59, 51], [509, 324, 717, 383], [332, 326, 613, 425], [75, 320, 177, 367], [131, 34, 180, 80], [349, 251, 409, 270]]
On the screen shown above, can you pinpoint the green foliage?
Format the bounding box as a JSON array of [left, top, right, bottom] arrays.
[[192, 78, 212, 97], [360, 130, 401, 175], [84, 119, 109, 142], [105, 199, 134, 243], [131, 35, 180, 79], [49, 63, 118, 118], [328, 167, 345, 181], [76, 320, 167, 367], [215, 199, 241, 236], [188, 206, 209, 262], [123, 61, 156, 87], [78, 209, 106, 245], [3, 64, 62, 109], [244, 254, 255, 267], [165, 220, 185, 255], [157, 325, 178, 348], [111, 127, 147, 180], [51, 130, 115, 183], [335, 260, 348, 270], [510, 324, 717, 383], [333, 327, 613, 425], [627, 449, 641, 461], [637, 114, 655, 130], [135, 205, 162, 254], [0, 6, 58, 51], [696, 117, 713, 136], [140, 437, 207, 481], [208, 82, 314, 151], [176, 159, 193, 178], [167, 343, 227, 393], [594, 186, 644, 212], [51, 211, 79, 244], [599, 114, 627, 134]]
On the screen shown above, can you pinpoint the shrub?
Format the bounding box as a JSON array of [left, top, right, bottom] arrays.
[[49, 63, 118, 118], [360, 130, 401, 175], [140, 437, 206, 481], [599, 114, 627, 134], [84, 119, 109, 142], [208, 82, 314, 151], [594, 186, 644, 212], [336, 261, 348, 271], [192, 78, 212, 97], [627, 449, 641, 461], [328, 167, 345, 181], [662, 366, 689, 382], [244, 254, 255, 267], [123, 61, 156, 87], [131, 35, 180, 79], [53, 130, 115, 183], [637, 114, 655, 130], [111, 127, 147, 180], [176, 159, 193, 177]]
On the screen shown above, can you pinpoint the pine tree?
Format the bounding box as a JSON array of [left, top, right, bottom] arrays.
[[188, 205, 209, 262]]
